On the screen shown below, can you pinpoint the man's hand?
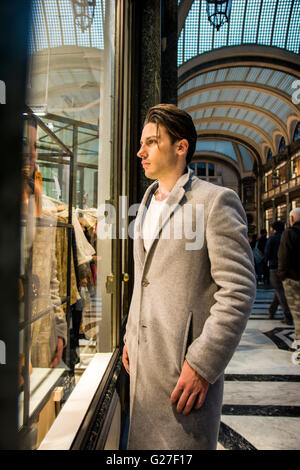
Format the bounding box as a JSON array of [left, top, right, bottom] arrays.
[[170, 360, 210, 415], [122, 344, 130, 374], [50, 337, 64, 368]]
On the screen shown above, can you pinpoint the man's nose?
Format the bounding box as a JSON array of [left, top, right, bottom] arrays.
[[137, 144, 147, 159]]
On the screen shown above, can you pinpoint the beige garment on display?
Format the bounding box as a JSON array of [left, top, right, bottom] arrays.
[[30, 200, 67, 368], [59, 208, 96, 266]]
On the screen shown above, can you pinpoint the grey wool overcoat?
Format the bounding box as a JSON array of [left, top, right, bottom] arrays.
[[125, 168, 256, 450]]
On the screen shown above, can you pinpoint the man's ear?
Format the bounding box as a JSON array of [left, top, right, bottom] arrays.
[[177, 139, 189, 156]]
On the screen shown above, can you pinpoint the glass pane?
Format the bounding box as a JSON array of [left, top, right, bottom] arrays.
[[208, 163, 215, 176], [197, 162, 206, 176], [20, 0, 117, 449]]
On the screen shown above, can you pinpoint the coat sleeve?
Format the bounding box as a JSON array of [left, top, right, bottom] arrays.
[[185, 188, 256, 384]]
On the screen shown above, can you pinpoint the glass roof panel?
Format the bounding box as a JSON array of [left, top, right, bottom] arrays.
[[272, 0, 292, 49], [238, 144, 253, 171], [196, 140, 238, 161], [256, 0, 276, 46], [90, 1, 104, 49], [198, 0, 213, 55], [179, 0, 300, 66], [178, 28, 184, 66], [227, 0, 246, 47], [58, 0, 76, 46], [31, 1, 48, 52], [29, 0, 105, 53], [184, 0, 200, 62], [286, 0, 300, 53], [213, 18, 228, 49], [243, 0, 261, 44]]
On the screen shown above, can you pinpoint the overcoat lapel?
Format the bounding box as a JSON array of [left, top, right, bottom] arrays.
[[135, 169, 193, 270]]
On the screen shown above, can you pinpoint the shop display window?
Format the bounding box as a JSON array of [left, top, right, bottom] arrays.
[[264, 208, 273, 235], [291, 154, 300, 179], [277, 163, 287, 184], [19, 0, 120, 449], [264, 171, 273, 192], [276, 203, 287, 224]]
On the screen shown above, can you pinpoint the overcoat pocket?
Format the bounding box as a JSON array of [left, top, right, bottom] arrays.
[[180, 311, 193, 369]]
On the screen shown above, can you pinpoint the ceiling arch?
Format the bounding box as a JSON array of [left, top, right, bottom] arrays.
[[178, 62, 300, 166], [195, 132, 261, 165], [194, 117, 275, 152], [182, 101, 289, 142]]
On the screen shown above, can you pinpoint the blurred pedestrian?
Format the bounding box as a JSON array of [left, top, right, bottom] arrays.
[[278, 208, 300, 365], [250, 233, 257, 249], [254, 229, 268, 285], [264, 221, 293, 325]]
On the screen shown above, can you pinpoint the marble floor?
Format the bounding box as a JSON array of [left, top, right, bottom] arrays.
[[218, 286, 300, 450]]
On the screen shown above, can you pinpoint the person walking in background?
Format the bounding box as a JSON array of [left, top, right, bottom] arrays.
[[264, 221, 293, 325], [253, 229, 268, 285], [250, 233, 257, 249], [278, 208, 300, 365]]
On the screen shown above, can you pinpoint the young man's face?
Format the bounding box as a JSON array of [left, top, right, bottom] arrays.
[[137, 122, 180, 180]]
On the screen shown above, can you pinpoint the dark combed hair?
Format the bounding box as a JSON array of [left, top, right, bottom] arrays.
[[144, 103, 197, 165]]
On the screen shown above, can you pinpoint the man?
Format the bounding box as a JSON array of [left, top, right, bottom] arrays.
[[122, 104, 256, 450], [264, 221, 293, 325], [278, 208, 300, 365]]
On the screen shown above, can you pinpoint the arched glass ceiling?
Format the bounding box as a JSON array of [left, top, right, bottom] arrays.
[[238, 144, 254, 172], [178, 64, 300, 160], [195, 140, 254, 171], [178, 0, 300, 66], [28, 0, 105, 53], [196, 140, 237, 160]]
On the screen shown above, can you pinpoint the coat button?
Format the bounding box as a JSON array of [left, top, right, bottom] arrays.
[[142, 278, 149, 287]]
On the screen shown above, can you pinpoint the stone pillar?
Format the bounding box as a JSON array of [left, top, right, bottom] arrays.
[[133, 0, 178, 201], [161, 0, 178, 105], [133, 0, 161, 200]]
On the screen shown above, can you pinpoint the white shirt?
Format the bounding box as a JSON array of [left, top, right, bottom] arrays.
[[142, 194, 168, 253]]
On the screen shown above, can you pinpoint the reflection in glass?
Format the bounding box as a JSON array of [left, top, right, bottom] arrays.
[[19, 0, 116, 449]]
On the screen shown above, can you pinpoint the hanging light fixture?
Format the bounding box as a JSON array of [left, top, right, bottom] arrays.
[[206, 0, 232, 31], [71, 0, 96, 33]]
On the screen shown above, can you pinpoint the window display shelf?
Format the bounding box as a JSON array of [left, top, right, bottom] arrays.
[[18, 367, 65, 429], [38, 352, 112, 450]]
